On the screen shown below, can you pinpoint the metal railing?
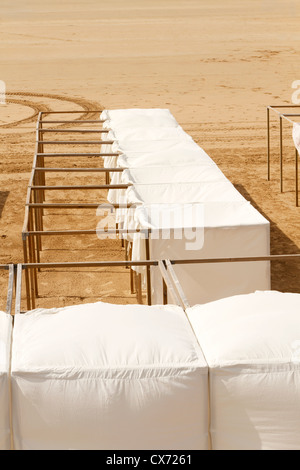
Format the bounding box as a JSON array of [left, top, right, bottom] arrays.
[[162, 254, 300, 309], [21, 110, 137, 309], [267, 105, 300, 206], [14, 259, 184, 314]]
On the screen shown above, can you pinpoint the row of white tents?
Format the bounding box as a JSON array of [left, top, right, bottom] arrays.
[[100, 108, 270, 305], [0, 109, 299, 450], [1, 288, 300, 450]]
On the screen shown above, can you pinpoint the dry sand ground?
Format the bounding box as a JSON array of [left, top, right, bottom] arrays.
[[0, 0, 299, 311]]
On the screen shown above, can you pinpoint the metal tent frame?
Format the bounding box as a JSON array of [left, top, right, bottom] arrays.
[[14, 259, 182, 314], [20, 110, 300, 313], [161, 253, 300, 309], [267, 105, 300, 206], [14, 253, 300, 314], [21, 111, 142, 309]]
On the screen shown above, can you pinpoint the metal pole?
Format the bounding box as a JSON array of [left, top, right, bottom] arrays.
[[38, 140, 114, 145], [280, 115, 283, 193], [40, 110, 104, 114], [29, 184, 129, 191], [267, 107, 270, 180], [169, 254, 300, 265], [36, 153, 119, 157], [40, 120, 106, 124], [39, 129, 110, 134], [34, 167, 124, 173]]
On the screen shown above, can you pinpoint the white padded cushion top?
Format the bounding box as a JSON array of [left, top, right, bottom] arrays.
[[117, 145, 214, 168], [126, 181, 246, 205], [186, 291, 300, 368], [100, 108, 179, 128], [121, 165, 227, 185], [107, 126, 192, 142], [12, 301, 206, 374]]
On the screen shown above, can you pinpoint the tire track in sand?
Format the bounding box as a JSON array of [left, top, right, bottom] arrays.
[[1, 91, 103, 129]]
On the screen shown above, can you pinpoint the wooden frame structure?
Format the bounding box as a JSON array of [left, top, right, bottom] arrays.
[[21, 110, 147, 310], [0, 264, 14, 315], [267, 105, 300, 206]]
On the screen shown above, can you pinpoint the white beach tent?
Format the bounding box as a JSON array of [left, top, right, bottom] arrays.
[[101, 108, 271, 305], [186, 290, 300, 450], [132, 202, 270, 305], [11, 301, 209, 450]]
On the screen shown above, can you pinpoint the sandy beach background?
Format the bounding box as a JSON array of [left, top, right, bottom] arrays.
[[0, 0, 299, 309]]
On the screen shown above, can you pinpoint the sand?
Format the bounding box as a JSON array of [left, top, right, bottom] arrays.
[[0, 0, 299, 310]]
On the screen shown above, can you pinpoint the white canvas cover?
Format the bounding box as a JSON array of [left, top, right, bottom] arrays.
[[111, 137, 199, 154], [107, 127, 192, 144], [108, 178, 245, 229], [101, 108, 270, 305], [122, 165, 227, 185], [0, 311, 12, 451], [100, 108, 179, 128], [112, 143, 215, 173], [186, 291, 300, 450], [126, 181, 246, 205], [107, 143, 217, 204], [108, 164, 226, 205], [11, 301, 209, 450], [132, 201, 270, 305], [102, 128, 194, 169]]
